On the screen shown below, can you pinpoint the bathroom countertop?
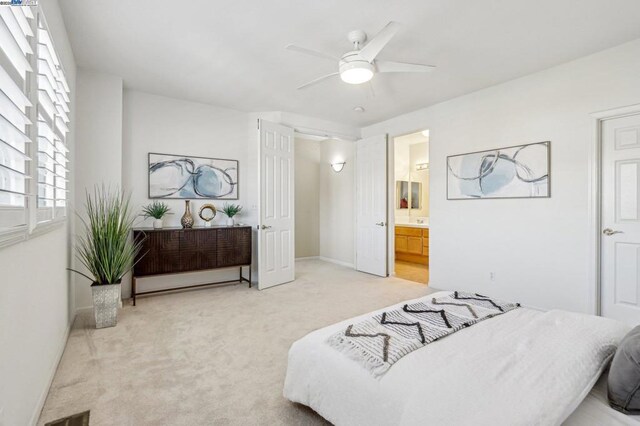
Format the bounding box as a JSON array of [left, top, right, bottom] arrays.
[[394, 222, 429, 229]]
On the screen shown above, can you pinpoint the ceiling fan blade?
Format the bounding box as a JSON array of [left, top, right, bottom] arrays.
[[358, 21, 401, 62], [297, 72, 340, 90], [376, 60, 435, 73], [285, 44, 338, 61]]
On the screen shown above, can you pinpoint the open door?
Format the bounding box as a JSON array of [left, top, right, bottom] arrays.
[[356, 135, 388, 276], [258, 120, 295, 289]]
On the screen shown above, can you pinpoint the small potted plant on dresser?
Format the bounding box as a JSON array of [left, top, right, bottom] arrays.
[[71, 186, 143, 329], [221, 203, 242, 226], [141, 200, 171, 229]]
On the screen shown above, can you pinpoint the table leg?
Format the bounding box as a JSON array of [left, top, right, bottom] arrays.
[[132, 276, 137, 306]]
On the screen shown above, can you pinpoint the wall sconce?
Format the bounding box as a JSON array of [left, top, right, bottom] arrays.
[[331, 162, 346, 173], [416, 162, 429, 171]]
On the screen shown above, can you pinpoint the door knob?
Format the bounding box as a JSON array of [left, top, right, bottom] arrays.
[[261, 225, 272, 230], [375, 222, 386, 227], [603, 228, 623, 236]]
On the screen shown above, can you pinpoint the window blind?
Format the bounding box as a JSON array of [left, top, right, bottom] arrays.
[[0, 6, 33, 236], [36, 14, 69, 223]]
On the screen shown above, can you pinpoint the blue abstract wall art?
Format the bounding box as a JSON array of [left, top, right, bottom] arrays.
[[148, 153, 238, 199], [447, 141, 550, 199]]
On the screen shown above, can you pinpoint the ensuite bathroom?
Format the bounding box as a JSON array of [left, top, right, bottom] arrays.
[[393, 130, 430, 284]]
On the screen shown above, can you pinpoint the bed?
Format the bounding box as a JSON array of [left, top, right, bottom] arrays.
[[284, 291, 636, 425]]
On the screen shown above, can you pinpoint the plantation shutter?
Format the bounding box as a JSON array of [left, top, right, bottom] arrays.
[[0, 6, 33, 241], [36, 13, 69, 223]]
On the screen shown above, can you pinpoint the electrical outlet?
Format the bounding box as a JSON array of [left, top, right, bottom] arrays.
[[489, 272, 495, 282]]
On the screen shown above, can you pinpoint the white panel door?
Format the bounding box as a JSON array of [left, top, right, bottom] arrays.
[[259, 120, 295, 289], [602, 113, 640, 325], [356, 135, 388, 277]]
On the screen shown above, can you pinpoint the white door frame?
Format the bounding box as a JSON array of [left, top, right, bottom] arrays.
[[589, 103, 640, 315]]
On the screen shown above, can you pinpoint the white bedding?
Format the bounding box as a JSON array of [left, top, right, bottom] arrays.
[[284, 291, 630, 426]]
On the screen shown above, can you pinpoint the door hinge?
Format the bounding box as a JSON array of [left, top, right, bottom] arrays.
[[257, 119, 260, 130]]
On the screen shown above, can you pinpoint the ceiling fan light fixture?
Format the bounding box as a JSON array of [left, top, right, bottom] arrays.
[[339, 61, 374, 84], [288, 22, 435, 91]]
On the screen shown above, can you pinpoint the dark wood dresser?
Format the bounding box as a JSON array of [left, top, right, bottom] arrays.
[[132, 226, 252, 305]]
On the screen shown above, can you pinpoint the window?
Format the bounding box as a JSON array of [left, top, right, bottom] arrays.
[[0, 6, 33, 246], [36, 15, 69, 224], [0, 5, 70, 247]]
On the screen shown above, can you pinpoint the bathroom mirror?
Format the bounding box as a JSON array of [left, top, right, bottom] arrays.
[[396, 181, 422, 209]]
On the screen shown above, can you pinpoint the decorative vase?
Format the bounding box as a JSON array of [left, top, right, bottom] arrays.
[[181, 200, 194, 228], [153, 218, 163, 229], [226, 216, 235, 226], [91, 282, 120, 329]]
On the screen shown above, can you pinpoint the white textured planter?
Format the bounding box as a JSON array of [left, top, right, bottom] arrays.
[[226, 217, 235, 226], [91, 283, 121, 329], [153, 218, 163, 229]]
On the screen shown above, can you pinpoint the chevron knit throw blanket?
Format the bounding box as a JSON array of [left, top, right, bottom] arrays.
[[327, 291, 520, 377]]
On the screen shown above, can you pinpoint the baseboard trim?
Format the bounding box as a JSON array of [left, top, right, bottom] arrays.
[[318, 256, 354, 269], [295, 256, 319, 261], [75, 305, 93, 315], [29, 315, 74, 426]]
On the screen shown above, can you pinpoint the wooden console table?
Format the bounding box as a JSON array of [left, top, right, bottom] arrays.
[[132, 226, 252, 305]]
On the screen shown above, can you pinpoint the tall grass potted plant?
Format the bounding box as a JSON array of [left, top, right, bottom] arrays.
[[71, 186, 143, 328]]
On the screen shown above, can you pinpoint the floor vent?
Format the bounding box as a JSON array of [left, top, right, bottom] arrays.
[[44, 410, 90, 426]]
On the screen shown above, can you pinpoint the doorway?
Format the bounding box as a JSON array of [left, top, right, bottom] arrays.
[[599, 110, 640, 325], [293, 134, 356, 268], [391, 130, 430, 284]]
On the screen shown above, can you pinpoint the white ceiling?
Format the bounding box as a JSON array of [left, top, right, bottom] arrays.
[[59, 0, 640, 127]]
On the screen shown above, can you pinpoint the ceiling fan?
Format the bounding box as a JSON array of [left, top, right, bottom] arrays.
[[286, 21, 435, 90]]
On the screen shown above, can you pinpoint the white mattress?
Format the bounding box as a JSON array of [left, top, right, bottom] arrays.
[[284, 291, 631, 426]]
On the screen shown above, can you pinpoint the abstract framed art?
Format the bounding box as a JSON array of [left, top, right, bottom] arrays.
[[148, 153, 239, 200], [447, 141, 550, 200]]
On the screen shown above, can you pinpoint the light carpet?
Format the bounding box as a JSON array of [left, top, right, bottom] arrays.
[[38, 259, 431, 425]]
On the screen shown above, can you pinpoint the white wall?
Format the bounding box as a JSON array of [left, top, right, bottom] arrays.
[[74, 68, 123, 308], [0, 1, 76, 425], [121, 90, 254, 297], [363, 39, 640, 314], [294, 138, 320, 258], [294, 136, 357, 264], [319, 139, 355, 266]]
